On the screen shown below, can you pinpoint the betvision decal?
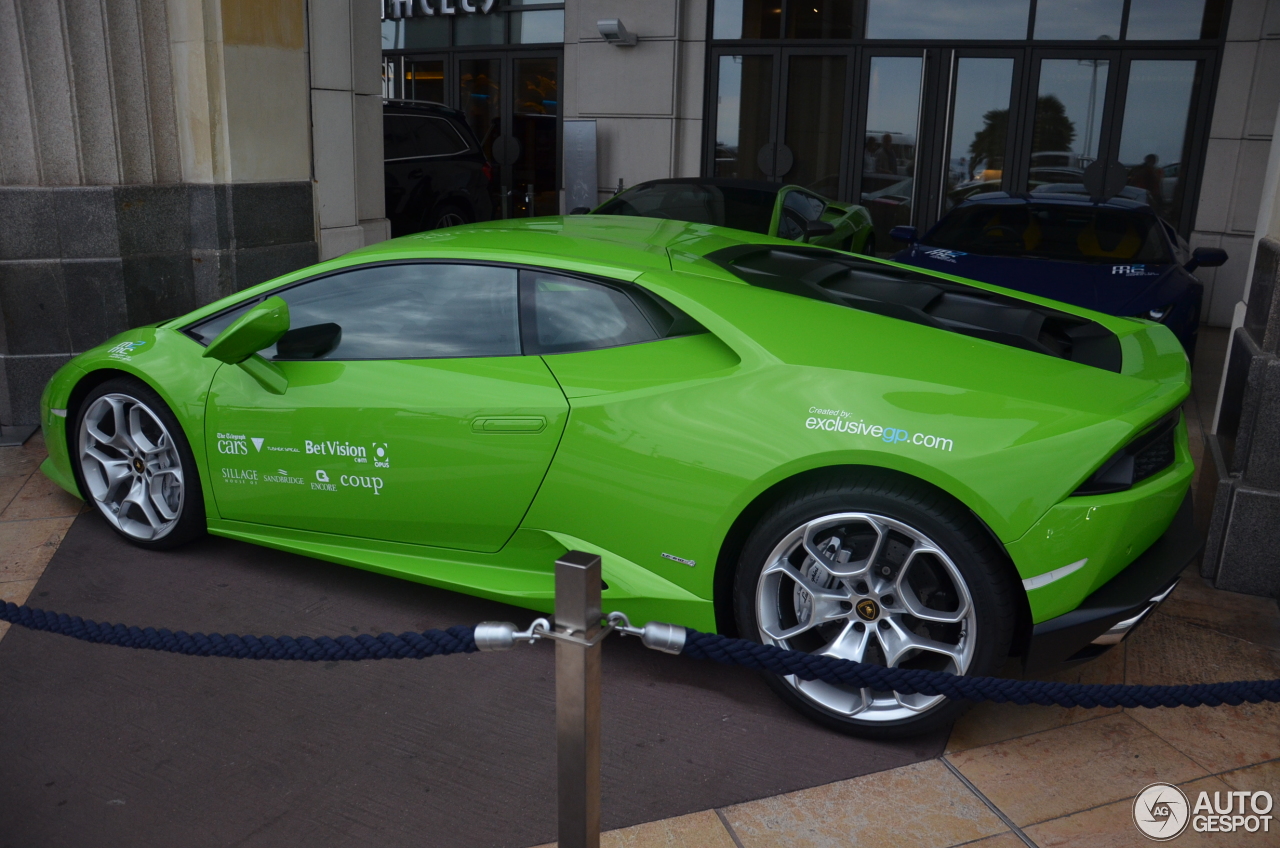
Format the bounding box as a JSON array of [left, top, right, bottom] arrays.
[[305, 440, 368, 463]]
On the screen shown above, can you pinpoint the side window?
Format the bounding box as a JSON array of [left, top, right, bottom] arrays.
[[187, 263, 520, 360], [384, 114, 468, 160], [520, 271, 661, 354]]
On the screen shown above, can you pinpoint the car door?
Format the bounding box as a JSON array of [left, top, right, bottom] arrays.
[[196, 261, 568, 553]]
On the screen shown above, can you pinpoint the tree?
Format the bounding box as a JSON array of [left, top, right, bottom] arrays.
[[968, 95, 1076, 168]]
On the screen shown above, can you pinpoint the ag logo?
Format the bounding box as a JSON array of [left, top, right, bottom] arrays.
[[1134, 783, 1189, 840], [855, 599, 879, 621]]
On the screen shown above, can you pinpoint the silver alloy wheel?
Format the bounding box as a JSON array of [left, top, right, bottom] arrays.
[[78, 393, 184, 541], [756, 512, 977, 722], [435, 212, 467, 228]]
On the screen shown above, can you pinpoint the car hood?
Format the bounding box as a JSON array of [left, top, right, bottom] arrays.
[[891, 246, 1179, 316]]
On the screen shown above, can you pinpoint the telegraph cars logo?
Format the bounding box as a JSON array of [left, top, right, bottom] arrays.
[[217, 433, 249, 455], [1134, 783, 1189, 840]]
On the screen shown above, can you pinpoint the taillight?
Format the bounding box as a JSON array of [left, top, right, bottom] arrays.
[[483, 163, 493, 182], [1072, 410, 1180, 496]]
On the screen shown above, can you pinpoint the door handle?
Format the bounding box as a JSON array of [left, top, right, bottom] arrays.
[[472, 416, 546, 433]]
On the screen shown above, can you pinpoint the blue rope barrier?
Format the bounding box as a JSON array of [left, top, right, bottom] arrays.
[[680, 629, 1280, 709], [6, 601, 1280, 708], [0, 602, 476, 661]]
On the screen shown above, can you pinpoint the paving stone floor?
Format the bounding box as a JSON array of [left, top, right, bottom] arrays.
[[3, 327, 1277, 848]]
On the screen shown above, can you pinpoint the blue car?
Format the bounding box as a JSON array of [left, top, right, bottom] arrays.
[[889, 192, 1226, 357]]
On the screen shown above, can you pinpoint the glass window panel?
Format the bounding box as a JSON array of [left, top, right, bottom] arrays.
[[1027, 59, 1108, 191], [382, 19, 403, 50], [459, 57, 502, 215], [1126, 0, 1211, 40], [786, 0, 855, 39], [403, 16, 450, 48], [190, 264, 521, 360], [943, 58, 1015, 212], [712, 0, 782, 39], [455, 11, 505, 45], [1117, 59, 1200, 223], [714, 54, 774, 180], [862, 55, 922, 253], [523, 272, 659, 354], [866, 0, 1030, 39], [384, 115, 467, 159], [512, 56, 559, 216], [783, 55, 846, 195], [403, 59, 445, 103], [511, 10, 564, 44], [1033, 0, 1122, 40]]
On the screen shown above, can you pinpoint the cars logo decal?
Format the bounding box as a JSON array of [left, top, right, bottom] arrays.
[[217, 433, 249, 455]]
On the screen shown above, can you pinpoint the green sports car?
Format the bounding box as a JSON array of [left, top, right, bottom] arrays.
[[587, 178, 877, 255], [38, 215, 1197, 738]]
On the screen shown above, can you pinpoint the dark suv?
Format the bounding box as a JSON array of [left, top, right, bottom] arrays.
[[383, 100, 493, 237]]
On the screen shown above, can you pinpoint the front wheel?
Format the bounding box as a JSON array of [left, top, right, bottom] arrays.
[[733, 472, 1017, 738], [73, 377, 206, 549]]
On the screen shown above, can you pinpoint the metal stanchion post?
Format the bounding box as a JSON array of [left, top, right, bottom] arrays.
[[555, 551, 602, 848]]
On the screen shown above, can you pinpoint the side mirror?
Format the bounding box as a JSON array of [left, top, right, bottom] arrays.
[[890, 225, 918, 244], [804, 220, 836, 241], [277, 323, 342, 359], [569, 206, 592, 215], [203, 296, 290, 394], [1185, 246, 1227, 272]]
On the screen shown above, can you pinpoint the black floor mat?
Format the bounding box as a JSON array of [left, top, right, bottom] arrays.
[[0, 513, 946, 848]]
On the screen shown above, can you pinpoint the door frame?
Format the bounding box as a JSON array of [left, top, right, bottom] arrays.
[[454, 49, 563, 219]]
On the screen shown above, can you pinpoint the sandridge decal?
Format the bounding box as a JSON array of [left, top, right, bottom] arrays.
[[263, 469, 304, 485], [805, 406, 954, 452]]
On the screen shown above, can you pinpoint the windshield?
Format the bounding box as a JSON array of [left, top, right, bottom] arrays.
[[925, 204, 1172, 265], [594, 182, 776, 234]]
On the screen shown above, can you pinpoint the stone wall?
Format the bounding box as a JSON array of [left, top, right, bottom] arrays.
[[562, 0, 707, 202], [1190, 0, 1280, 327]]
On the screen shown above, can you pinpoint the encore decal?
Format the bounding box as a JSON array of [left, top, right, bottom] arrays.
[[312, 469, 336, 492]]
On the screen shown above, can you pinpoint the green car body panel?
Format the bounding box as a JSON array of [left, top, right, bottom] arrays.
[[40, 216, 1191, 635]]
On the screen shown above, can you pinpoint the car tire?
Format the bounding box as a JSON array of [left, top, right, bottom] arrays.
[[427, 204, 471, 230], [862, 234, 877, 257], [72, 377, 206, 550], [733, 470, 1017, 739]]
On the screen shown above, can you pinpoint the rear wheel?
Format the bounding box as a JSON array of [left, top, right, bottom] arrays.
[[73, 377, 205, 549], [733, 472, 1016, 738]]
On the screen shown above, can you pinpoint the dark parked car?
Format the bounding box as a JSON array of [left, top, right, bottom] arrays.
[[383, 100, 492, 237], [889, 192, 1226, 357]]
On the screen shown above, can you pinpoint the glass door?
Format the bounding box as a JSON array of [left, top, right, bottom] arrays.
[[458, 51, 560, 219], [937, 52, 1021, 216], [711, 51, 778, 181], [854, 52, 925, 253]]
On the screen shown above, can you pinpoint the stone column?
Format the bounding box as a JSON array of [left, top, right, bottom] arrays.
[[1200, 106, 1280, 600]]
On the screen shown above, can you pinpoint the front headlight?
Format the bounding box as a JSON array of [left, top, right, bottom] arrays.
[[1072, 410, 1180, 496], [1142, 304, 1173, 323]]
